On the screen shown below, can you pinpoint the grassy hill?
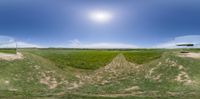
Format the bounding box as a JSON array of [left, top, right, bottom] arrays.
[[0, 49, 200, 99]]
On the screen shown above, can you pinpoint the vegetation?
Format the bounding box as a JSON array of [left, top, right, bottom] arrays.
[[187, 48, 200, 52], [0, 48, 16, 54], [123, 50, 163, 64], [74, 51, 200, 97], [0, 48, 200, 99], [28, 49, 118, 70], [0, 52, 76, 98]]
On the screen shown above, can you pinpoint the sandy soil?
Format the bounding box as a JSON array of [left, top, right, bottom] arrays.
[[0, 52, 23, 61], [39, 72, 58, 89], [178, 52, 200, 59]]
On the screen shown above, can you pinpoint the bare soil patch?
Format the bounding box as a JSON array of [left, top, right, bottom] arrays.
[[39, 71, 58, 89], [0, 52, 23, 61], [124, 86, 140, 91], [178, 52, 200, 59]]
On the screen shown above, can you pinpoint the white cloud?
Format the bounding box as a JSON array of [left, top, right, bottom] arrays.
[[154, 41, 176, 48], [0, 35, 41, 48], [63, 39, 138, 48], [0, 36, 14, 44], [0, 41, 41, 48], [154, 35, 200, 48], [16, 41, 41, 48], [68, 39, 81, 48]]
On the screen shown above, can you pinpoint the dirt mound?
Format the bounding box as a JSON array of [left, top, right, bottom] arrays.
[[70, 53, 197, 96], [79, 54, 139, 84], [146, 56, 194, 85]]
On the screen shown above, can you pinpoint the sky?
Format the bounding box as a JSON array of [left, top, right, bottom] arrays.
[[0, 0, 200, 48]]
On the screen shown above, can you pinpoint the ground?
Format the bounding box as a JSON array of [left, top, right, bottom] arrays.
[[178, 52, 200, 59], [0, 48, 200, 99], [0, 52, 23, 60]]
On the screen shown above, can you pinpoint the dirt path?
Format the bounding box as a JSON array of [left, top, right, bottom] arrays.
[[95, 53, 137, 74], [76, 53, 139, 86]]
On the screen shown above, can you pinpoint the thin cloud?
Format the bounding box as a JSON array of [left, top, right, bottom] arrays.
[[16, 42, 41, 48], [0, 41, 41, 48], [65, 39, 138, 48], [0, 35, 41, 48]]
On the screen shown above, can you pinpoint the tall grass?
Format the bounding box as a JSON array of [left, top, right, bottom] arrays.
[[0, 48, 16, 54], [29, 49, 118, 69], [123, 51, 163, 64]]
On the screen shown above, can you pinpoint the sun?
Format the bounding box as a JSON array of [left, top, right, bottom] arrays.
[[89, 11, 113, 23]]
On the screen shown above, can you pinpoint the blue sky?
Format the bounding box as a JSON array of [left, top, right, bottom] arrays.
[[0, 0, 200, 48]]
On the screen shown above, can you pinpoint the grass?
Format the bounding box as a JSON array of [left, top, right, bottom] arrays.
[[0, 48, 16, 54], [123, 50, 163, 64], [28, 49, 118, 70], [60, 94, 200, 99], [0, 48, 200, 99], [0, 51, 78, 98], [187, 48, 200, 52], [74, 51, 200, 98]]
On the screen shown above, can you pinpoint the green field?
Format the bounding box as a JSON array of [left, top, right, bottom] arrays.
[[0, 48, 200, 99], [123, 50, 163, 64], [187, 48, 200, 52], [28, 49, 118, 69], [0, 48, 16, 54]]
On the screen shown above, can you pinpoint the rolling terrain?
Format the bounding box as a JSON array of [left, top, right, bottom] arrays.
[[0, 49, 200, 99]]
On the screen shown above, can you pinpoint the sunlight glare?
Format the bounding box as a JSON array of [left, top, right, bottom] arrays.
[[89, 11, 113, 23]]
